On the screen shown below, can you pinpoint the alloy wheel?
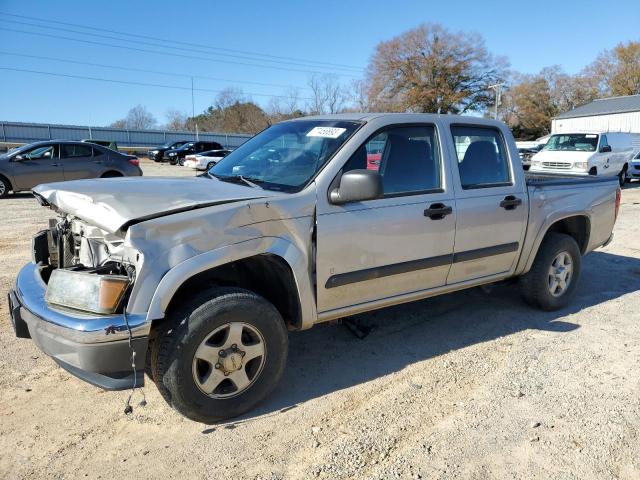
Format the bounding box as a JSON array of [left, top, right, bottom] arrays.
[[192, 322, 266, 399]]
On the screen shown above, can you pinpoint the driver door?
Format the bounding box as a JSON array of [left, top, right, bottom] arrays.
[[12, 144, 64, 190], [315, 125, 455, 313]]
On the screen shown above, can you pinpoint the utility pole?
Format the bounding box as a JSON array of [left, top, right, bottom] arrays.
[[488, 83, 505, 120], [191, 76, 198, 140]]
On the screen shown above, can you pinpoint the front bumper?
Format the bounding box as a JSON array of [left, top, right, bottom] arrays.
[[9, 263, 149, 390]]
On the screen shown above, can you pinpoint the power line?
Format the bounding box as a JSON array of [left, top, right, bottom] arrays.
[[0, 26, 361, 78], [0, 18, 362, 73], [0, 51, 312, 92], [0, 66, 316, 101], [0, 11, 365, 72]]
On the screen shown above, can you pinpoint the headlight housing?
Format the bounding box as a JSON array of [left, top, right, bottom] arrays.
[[45, 269, 130, 314], [574, 161, 589, 170], [168, 152, 177, 157]]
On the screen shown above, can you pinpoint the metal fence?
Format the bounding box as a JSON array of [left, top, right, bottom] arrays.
[[0, 121, 253, 149]]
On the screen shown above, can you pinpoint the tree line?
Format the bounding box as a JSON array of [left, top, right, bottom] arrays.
[[110, 24, 640, 140]]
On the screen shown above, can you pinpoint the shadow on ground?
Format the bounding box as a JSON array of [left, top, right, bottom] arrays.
[[236, 251, 640, 423]]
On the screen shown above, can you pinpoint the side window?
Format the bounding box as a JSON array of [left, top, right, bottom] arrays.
[[61, 144, 93, 158], [451, 126, 511, 189], [22, 144, 57, 160], [92, 147, 104, 157], [600, 135, 609, 148], [343, 125, 442, 196]]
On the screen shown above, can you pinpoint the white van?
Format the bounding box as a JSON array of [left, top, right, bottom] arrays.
[[529, 132, 633, 186]]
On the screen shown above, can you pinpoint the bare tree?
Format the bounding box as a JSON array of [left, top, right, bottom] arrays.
[[585, 41, 640, 96], [307, 74, 348, 114], [267, 88, 304, 121], [110, 104, 157, 130], [366, 23, 508, 114], [164, 108, 188, 131], [501, 66, 600, 139], [346, 79, 369, 112]]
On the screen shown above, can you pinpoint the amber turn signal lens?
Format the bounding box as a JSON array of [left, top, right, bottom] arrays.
[[98, 277, 129, 311]]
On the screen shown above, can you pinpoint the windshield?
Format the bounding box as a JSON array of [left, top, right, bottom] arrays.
[[542, 134, 599, 152], [209, 120, 362, 192]]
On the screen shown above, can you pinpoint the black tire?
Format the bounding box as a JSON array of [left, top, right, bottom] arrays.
[[101, 171, 123, 178], [151, 287, 288, 423], [178, 158, 185, 166], [0, 175, 10, 198], [618, 166, 627, 187], [520, 232, 581, 311]]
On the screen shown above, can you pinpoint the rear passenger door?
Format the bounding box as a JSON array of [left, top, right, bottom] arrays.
[[61, 143, 98, 180], [316, 124, 456, 313], [447, 125, 527, 284]]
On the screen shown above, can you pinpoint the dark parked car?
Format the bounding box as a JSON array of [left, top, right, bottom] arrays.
[[147, 141, 190, 162], [164, 141, 224, 165], [518, 147, 540, 170], [0, 140, 142, 198]]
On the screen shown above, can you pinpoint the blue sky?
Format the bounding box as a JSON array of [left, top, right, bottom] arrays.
[[0, 0, 638, 126]]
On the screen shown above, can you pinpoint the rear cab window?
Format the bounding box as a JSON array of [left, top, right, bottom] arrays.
[[451, 126, 511, 189]]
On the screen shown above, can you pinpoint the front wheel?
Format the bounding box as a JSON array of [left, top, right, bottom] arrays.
[[619, 166, 628, 187], [151, 287, 288, 423], [0, 176, 10, 198], [519, 232, 581, 311]]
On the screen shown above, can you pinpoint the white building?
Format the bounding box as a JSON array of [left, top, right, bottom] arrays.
[[552, 95, 640, 152]]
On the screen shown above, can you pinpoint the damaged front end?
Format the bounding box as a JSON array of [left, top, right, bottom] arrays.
[[9, 214, 148, 390]]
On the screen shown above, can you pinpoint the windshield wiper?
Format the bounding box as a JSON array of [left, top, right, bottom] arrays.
[[211, 173, 263, 189]]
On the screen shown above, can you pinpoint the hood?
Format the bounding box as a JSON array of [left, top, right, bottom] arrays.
[[33, 176, 278, 233], [532, 150, 594, 162]]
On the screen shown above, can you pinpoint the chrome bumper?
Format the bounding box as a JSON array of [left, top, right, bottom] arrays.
[[10, 263, 149, 390]]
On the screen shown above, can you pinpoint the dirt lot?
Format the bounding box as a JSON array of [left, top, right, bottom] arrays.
[[1, 161, 639, 480]]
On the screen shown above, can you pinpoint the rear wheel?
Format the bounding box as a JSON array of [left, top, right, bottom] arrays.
[[0, 176, 10, 198], [151, 287, 288, 423], [520, 232, 581, 311]]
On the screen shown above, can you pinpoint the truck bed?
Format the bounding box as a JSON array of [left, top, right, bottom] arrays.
[[525, 172, 618, 187]]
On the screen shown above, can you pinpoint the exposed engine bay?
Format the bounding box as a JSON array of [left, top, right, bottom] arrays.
[[33, 216, 137, 313]]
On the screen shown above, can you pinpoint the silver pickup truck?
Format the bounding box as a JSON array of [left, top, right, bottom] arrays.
[[8, 114, 621, 423]]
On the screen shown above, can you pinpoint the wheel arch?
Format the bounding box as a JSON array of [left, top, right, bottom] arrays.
[[101, 170, 124, 178], [146, 237, 316, 331], [0, 173, 13, 191], [520, 214, 591, 274]]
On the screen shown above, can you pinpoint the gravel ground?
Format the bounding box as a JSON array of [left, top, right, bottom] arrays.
[[0, 161, 639, 480]]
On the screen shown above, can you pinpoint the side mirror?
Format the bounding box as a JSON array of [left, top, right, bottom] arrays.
[[330, 169, 383, 205], [43, 151, 51, 158], [13, 154, 24, 161], [600, 145, 612, 153]]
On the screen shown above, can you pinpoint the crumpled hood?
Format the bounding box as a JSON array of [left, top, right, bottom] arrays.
[[33, 176, 277, 233]]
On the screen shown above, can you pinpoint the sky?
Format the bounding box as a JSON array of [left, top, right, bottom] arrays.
[[0, 0, 639, 127]]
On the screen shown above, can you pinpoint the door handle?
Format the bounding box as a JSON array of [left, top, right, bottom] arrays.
[[424, 203, 453, 220], [93, 160, 104, 164], [51, 163, 62, 167], [500, 195, 522, 210]]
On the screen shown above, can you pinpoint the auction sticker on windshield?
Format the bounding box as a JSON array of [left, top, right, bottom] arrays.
[[306, 127, 347, 138]]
